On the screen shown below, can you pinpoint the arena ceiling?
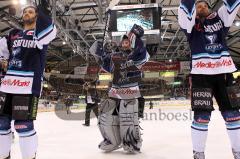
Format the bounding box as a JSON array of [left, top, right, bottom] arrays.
[[0, 0, 240, 72]]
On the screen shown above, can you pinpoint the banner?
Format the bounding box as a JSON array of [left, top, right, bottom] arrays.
[[87, 66, 107, 74], [87, 61, 180, 74], [141, 61, 180, 71], [180, 61, 191, 74], [74, 66, 88, 75]]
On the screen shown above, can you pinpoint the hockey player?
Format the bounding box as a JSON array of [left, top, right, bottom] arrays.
[[0, 3, 57, 159], [178, 0, 240, 158], [90, 24, 149, 153]]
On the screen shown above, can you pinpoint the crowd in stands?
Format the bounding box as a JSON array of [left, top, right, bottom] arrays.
[[43, 75, 191, 100]]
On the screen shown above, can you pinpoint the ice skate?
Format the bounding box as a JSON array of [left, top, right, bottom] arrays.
[[193, 151, 205, 159], [233, 149, 240, 159]]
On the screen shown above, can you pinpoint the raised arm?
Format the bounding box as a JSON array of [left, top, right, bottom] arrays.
[[178, 0, 197, 33], [34, 5, 57, 49], [101, 54, 112, 73], [89, 41, 112, 73], [218, 0, 240, 27], [128, 38, 150, 69], [127, 24, 149, 68]]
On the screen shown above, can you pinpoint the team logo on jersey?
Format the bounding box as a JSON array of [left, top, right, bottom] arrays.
[[204, 20, 223, 33], [206, 34, 217, 44], [13, 39, 37, 48], [12, 48, 21, 56], [205, 34, 223, 52], [10, 47, 22, 68]]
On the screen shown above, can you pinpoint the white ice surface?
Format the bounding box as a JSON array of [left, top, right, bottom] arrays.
[[11, 106, 233, 159]]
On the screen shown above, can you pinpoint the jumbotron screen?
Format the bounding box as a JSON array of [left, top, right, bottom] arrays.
[[116, 9, 154, 31]]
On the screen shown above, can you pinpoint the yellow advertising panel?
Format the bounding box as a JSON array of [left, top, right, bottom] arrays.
[[99, 74, 112, 81]]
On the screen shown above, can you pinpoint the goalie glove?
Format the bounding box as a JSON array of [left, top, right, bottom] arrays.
[[130, 24, 144, 38], [120, 60, 134, 70]]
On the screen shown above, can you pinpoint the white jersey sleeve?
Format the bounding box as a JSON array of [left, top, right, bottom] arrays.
[[34, 9, 57, 49], [0, 37, 10, 60], [218, 0, 240, 27], [178, 0, 197, 33], [35, 24, 57, 49]]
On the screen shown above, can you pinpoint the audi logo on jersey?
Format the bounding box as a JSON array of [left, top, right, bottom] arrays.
[[1, 79, 31, 87]]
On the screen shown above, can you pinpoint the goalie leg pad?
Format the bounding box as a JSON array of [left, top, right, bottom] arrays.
[[119, 99, 142, 153], [98, 99, 121, 152]]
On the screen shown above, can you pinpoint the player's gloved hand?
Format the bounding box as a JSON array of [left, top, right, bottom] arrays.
[[128, 33, 137, 49], [104, 41, 117, 53], [89, 41, 104, 57], [0, 59, 8, 71], [38, 0, 51, 16], [120, 60, 134, 69], [130, 24, 144, 38], [126, 60, 134, 67], [128, 24, 144, 48], [120, 63, 126, 70]]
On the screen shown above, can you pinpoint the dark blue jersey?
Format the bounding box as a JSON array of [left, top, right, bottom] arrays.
[[0, 9, 57, 96], [101, 37, 149, 99], [101, 38, 149, 86], [178, 0, 240, 74]]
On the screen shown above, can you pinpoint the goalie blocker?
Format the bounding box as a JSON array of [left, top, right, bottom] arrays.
[[0, 93, 38, 120]]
